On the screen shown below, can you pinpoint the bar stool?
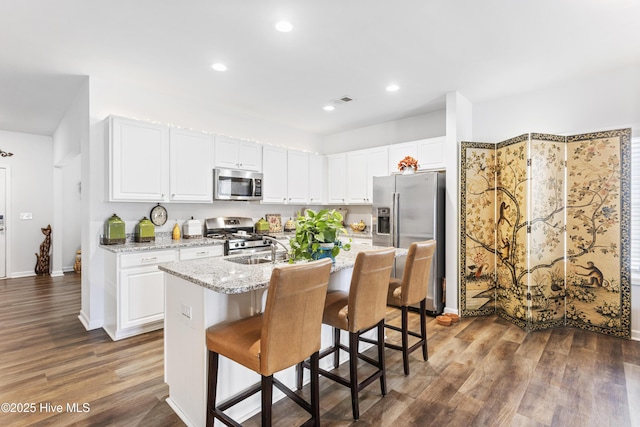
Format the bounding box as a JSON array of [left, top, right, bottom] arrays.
[[300, 247, 395, 420], [205, 258, 332, 427], [385, 240, 436, 375]]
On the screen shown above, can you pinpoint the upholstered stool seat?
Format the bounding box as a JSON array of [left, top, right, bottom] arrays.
[[384, 240, 437, 375], [206, 258, 332, 427], [299, 247, 395, 420]]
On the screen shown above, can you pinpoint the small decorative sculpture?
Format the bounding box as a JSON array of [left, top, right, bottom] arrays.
[[35, 225, 52, 275], [74, 250, 81, 273]]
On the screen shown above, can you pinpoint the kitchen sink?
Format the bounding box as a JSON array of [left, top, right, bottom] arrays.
[[225, 253, 288, 265], [243, 257, 272, 265]]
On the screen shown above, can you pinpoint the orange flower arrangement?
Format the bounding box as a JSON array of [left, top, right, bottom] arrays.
[[397, 155, 419, 171]]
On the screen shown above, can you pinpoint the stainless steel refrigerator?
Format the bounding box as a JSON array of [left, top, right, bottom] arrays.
[[372, 171, 445, 315]]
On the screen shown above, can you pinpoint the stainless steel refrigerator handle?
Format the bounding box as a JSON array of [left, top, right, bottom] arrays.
[[392, 192, 400, 247]]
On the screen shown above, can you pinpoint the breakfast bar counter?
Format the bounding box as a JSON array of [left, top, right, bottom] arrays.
[[158, 242, 377, 294], [159, 244, 406, 427]]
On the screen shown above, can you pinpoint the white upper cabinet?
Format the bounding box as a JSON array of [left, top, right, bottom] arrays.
[[416, 136, 446, 170], [327, 154, 347, 204], [262, 147, 311, 205], [346, 146, 388, 204], [308, 153, 326, 205], [287, 150, 309, 204], [388, 137, 446, 173], [261, 146, 288, 203], [109, 116, 170, 202], [214, 136, 262, 171], [169, 128, 214, 202]]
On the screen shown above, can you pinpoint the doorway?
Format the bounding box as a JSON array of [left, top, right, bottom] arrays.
[[0, 167, 8, 278]]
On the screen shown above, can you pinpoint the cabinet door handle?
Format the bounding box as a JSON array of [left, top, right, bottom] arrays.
[[196, 251, 208, 257], [141, 257, 158, 263]]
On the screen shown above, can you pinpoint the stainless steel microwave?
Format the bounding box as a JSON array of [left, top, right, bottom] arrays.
[[213, 168, 263, 201]]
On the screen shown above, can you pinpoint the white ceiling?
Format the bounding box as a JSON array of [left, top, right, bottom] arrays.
[[0, 0, 639, 137]]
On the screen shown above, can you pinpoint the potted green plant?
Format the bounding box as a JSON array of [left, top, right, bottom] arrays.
[[289, 209, 351, 262]]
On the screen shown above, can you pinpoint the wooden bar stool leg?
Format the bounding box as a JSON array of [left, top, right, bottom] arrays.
[[377, 320, 387, 395], [310, 352, 321, 427], [261, 375, 273, 427], [349, 331, 360, 420], [206, 351, 219, 427], [421, 299, 428, 361], [296, 361, 303, 390], [333, 327, 341, 368], [401, 306, 410, 375]]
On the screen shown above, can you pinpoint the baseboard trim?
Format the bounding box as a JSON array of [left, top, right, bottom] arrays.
[[78, 310, 102, 331], [632, 329, 640, 342], [10, 271, 36, 278]]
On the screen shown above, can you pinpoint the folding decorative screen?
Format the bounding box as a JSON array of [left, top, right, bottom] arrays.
[[460, 128, 631, 338]]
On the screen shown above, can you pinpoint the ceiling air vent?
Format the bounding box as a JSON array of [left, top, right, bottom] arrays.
[[332, 95, 355, 105]]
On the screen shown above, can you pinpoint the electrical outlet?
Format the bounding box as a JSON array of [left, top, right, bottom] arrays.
[[181, 304, 192, 319]]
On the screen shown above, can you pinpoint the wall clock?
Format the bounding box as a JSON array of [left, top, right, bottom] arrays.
[[150, 203, 168, 226]]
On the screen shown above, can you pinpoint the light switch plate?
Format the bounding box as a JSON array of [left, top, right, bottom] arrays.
[[19, 213, 32, 220]]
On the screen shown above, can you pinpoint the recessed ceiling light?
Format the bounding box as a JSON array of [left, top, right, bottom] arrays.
[[211, 63, 228, 72], [386, 84, 400, 92], [275, 21, 293, 32], [323, 105, 335, 111]]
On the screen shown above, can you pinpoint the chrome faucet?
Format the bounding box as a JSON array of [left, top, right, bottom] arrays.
[[262, 236, 290, 263]]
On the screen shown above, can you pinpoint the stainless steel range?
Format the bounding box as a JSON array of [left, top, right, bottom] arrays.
[[205, 217, 273, 256]]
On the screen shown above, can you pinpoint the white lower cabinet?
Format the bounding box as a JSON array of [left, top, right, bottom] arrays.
[[104, 249, 177, 340], [179, 245, 224, 260], [103, 245, 223, 341], [119, 265, 167, 330]]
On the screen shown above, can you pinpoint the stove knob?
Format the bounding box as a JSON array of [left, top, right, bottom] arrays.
[[241, 242, 246, 247], [263, 239, 269, 245], [234, 243, 240, 248]]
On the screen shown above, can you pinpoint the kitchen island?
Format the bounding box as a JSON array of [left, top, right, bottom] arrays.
[[159, 244, 406, 427]]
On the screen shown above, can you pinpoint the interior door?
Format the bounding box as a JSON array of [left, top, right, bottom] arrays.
[[0, 168, 6, 277]]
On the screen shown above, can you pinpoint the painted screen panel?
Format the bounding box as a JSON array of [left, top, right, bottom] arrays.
[[460, 142, 497, 316], [495, 135, 530, 329], [528, 134, 567, 330], [565, 129, 631, 338]]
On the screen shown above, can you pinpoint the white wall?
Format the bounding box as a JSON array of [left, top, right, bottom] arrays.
[[90, 78, 323, 153], [59, 154, 81, 271], [322, 110, 446, 154], [0, 130, 53, 277], [53, 79, 88, 274], [473, 62, 640, 141], [444, 92, 472, 315]]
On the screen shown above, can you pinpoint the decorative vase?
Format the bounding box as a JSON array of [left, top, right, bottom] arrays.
[[402, 167, 415, 175], [311, 243, 336, 262]]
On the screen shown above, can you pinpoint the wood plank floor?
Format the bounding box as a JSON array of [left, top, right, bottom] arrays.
[[1, 274, 639, 426]]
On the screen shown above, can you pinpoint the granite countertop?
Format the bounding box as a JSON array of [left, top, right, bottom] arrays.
[[346, 231, 373, 239], [269, 231, 372, 240], [99, 236, 225, 253], [159, 243, 406, 294]]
